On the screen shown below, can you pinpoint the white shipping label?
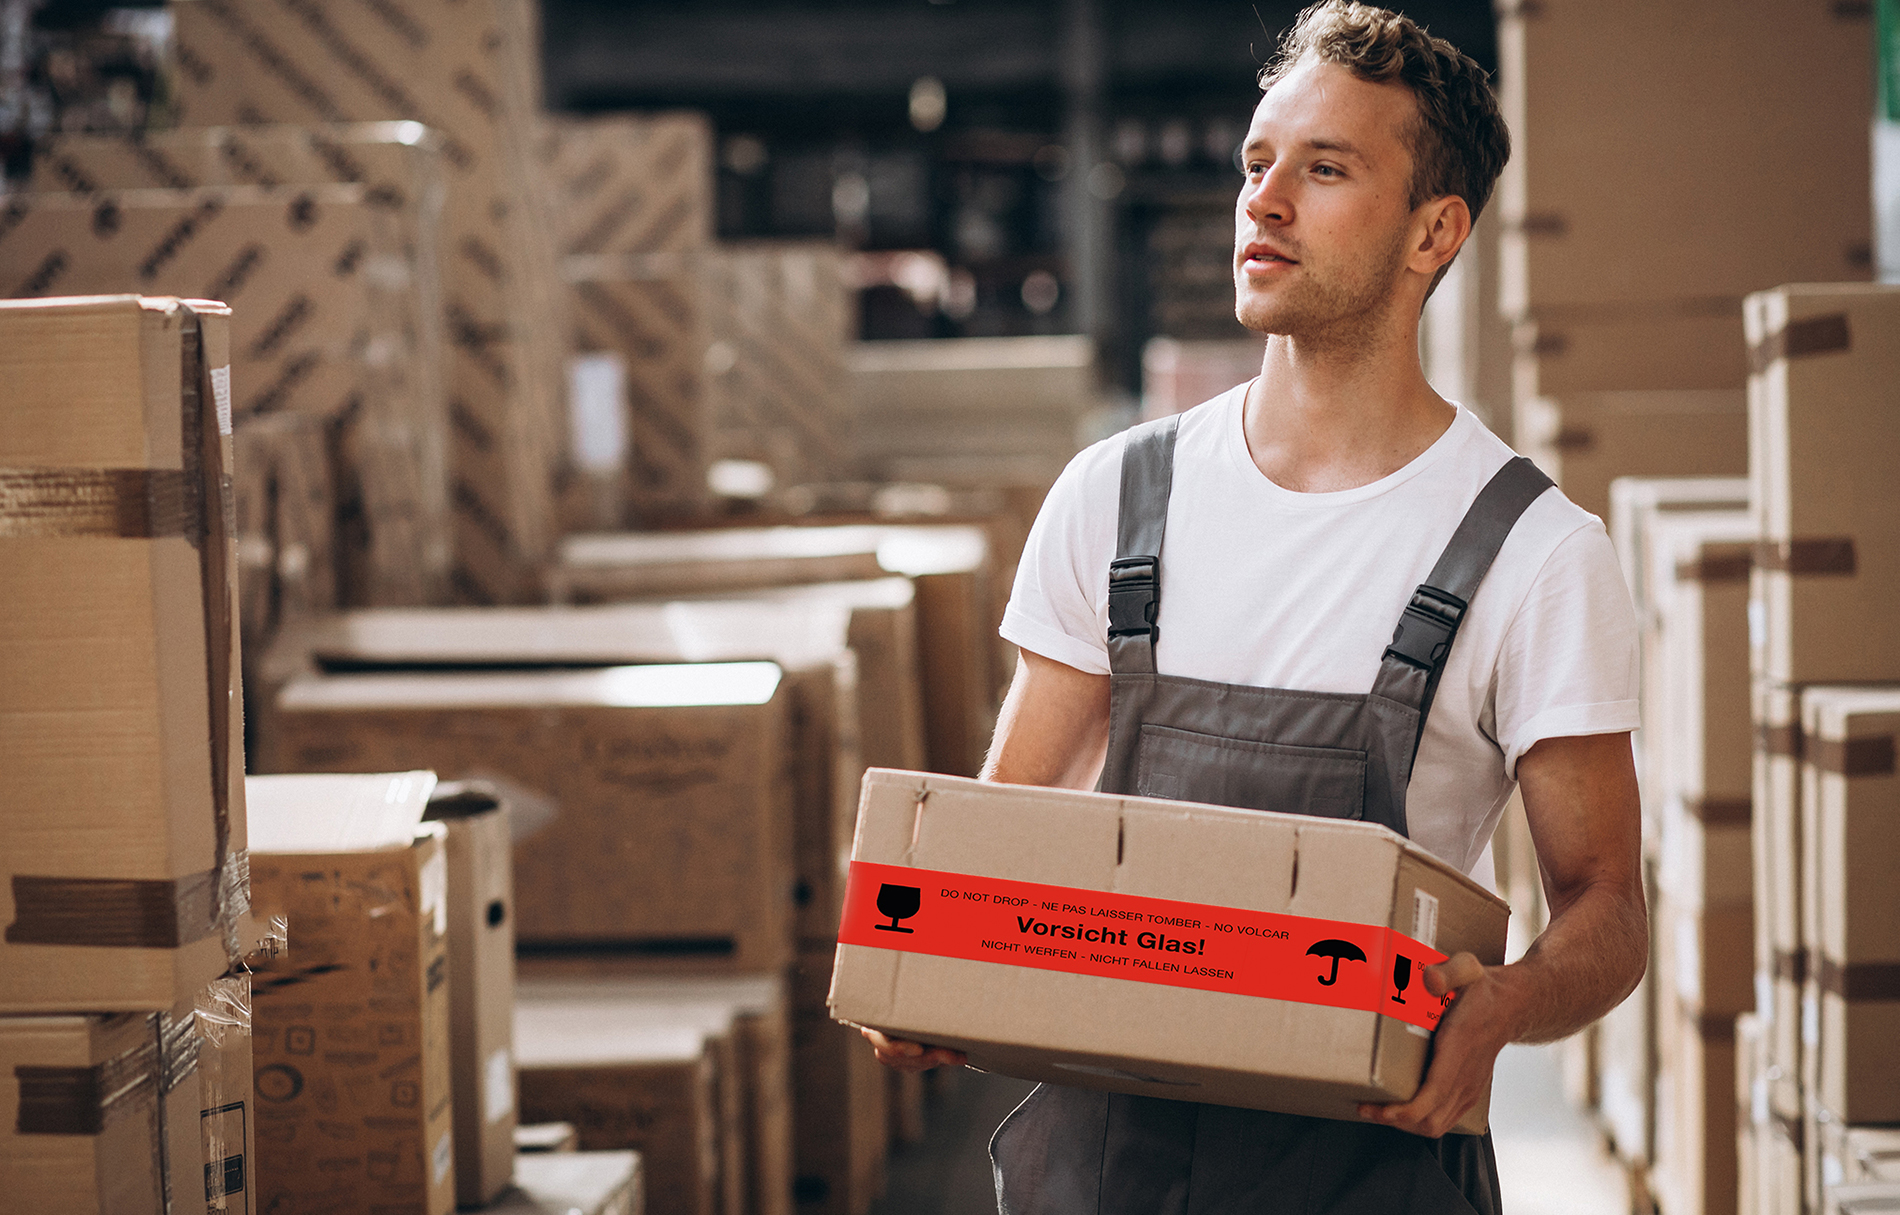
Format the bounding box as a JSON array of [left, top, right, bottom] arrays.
[[1675, 916, 1701, 1003], [210, 366, 233, 435], [433, 1130, 453, 1185], [1756, 972, 1774, 1028], [1411, 889, 1439, 952], [1803, 989, 1821, 1048], [484, 1047, 515, 1124], [421, 850, 448, 938]]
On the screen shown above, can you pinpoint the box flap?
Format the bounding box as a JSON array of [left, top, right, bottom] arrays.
[[245, 771, 437, 853]]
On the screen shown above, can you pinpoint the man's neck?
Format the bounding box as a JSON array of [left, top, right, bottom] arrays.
[[1242, 324, 1455, 494]]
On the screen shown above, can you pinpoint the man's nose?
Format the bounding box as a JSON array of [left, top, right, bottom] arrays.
[[1243, 165, 1293, 226]]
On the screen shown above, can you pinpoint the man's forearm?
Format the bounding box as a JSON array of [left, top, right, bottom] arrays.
[[1490, 873, 1648, 1045]]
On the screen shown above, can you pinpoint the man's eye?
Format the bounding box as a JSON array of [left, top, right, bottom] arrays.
[[1313, 164, 1340, 178]]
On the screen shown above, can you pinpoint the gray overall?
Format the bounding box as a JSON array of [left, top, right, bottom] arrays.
[[990, 415, 1554, 1215]]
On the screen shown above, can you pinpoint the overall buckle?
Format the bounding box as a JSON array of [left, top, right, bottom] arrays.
[[1384, 585, 1466, 671], [1107, 555, 1160, 641]]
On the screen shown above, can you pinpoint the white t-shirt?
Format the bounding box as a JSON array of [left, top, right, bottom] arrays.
[[1001, 383, 1640, 876]]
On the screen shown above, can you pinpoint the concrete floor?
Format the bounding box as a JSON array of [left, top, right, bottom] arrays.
[[869, 1041, 1630, 1215]]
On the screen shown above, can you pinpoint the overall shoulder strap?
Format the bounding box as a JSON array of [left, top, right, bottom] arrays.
[[1374, 455, 1555, 763], [1106, 414, 1181, 675]]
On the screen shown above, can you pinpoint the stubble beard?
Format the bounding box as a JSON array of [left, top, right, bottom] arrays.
[[1233, 225, 1411, 352]]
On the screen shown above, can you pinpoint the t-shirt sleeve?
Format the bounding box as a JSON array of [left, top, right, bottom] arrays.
[[999, 440, 1118, 676], [1492, 520, 1642, 777]]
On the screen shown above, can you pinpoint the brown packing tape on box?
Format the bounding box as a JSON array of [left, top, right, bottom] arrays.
[[0, 185, 444, 606], [1747, 285, 1900, 683], [169, 0, 561, 603], [0, 296, 251, 1013]]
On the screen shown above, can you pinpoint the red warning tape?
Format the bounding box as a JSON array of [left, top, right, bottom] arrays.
[[839, 861, 1453, 1032]]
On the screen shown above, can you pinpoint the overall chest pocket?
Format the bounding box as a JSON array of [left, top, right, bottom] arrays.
[[1134, 723, 1368, 820]]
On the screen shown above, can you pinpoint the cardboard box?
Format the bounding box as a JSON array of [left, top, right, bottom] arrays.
[[515, 1122, 579, 1154], [1653, 998, 1739, 1215], [1821, 1119, 1900, 1190], [422, 785, 518, 1207], [1799, 687, 1900, 1125], [1513, 309, 1751, 397], [829, 769, 1510, 1130], [245, 771, 455, 1215], [0, 972, 256, 1215], [515, 1002, 721, 1215], [1738, 1011, 1762, 1215], [552, 525, 994, 777], [849, 336, 1096, 485], [266, 663, 795, 968], [1825, 1183, 1900, 1215], [170, 0, 562, 604], [792, 946, 886, 1215], [1596, 858, 1659, 1166], [296, 601, 866, 945], [1754, 678, 1806, 1105], [1747, 284, 1900, 684], [233, 414, 337, 656], [515, 972, 792, 1215], [0, 184, 447, 606], [23, 124, 452, 605], [0, 295, 250, 1013], [706, 241, 855, 487], [1496, 0, 1871, 316], [1515, 389, 1747, 522], [492, 1150, 644, 1215]]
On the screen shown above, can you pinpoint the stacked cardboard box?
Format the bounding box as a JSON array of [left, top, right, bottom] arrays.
[[705, 241, 856, 491], [498, 1150, 644, 1215], [550, 524, 995, 778], [274, 595, 918, 1213], [849, 335, 1100, 488], [1602, 477, 1751, 1192], [245, 773, 454, 1215], [1497, 0, 1872, 521], [1, 296, 258, 1210], [540, 113, 715, 523], [264, 662, 795, 969], [14, 124, 451, 608], [170, 0, 563, 603], [1747, 284, 1900, 1215]]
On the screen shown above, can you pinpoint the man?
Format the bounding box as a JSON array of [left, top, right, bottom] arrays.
[[868, 3, 1647, 1212]]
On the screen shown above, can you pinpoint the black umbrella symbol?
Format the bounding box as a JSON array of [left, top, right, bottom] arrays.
[[1307, 939, 1369, 986]]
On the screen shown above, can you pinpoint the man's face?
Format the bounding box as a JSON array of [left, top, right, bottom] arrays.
[[1233, 58, 1424, 339]]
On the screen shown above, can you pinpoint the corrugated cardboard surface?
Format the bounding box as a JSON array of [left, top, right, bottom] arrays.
[[552, 525, 991, 777], [171, 0, 561, 604], [494, 1150, 643, 1215], [706, 242, 855, 487], [515, 1005, 721, 1215], [513, 970, 792, 1215], [1747, 284, 1900, 684], [0, 295, 250, 1013], [424, 800, 518, 1206], [1801, 688, 1900, 1124], [267, 665, 796, 969], [1515, 389, 1747, 523], [1497, 0, 1870, 314], [831, 770, 1508, 1130], [248, 821, 455, 1215], [792, 945, 887, 1215], [0, 183, 446, 605], [1753, 678, 1805, 1103], [27, 124, 454, 606], [1512, 308, 1750, 397], [1653, 996, 1739, 1215]]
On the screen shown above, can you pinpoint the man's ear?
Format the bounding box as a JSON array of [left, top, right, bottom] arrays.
[[1412, 194, 1472, 277]]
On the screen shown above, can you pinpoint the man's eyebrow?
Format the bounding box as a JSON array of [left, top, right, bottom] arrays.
[[1238, 135, 1367, 160]]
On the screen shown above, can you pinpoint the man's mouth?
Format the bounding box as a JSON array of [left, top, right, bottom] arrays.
[[1241, 243, 1298, 270]]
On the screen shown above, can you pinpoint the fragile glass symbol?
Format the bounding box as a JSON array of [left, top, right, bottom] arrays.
[[1392, 954, 1412, 1004], [875, 883, 922, 933]]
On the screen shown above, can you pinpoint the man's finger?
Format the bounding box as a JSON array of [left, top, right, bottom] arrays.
[[1423, 951, 1485, 997]]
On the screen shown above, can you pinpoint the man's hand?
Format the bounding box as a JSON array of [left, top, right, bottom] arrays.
[[1357, 952, 1512, 1137], [862, 1028, 967, 1072]]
